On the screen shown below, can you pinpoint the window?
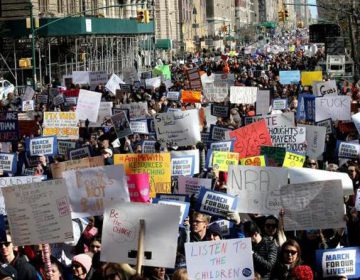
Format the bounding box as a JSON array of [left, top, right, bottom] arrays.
[[57, 0, 64, 13]]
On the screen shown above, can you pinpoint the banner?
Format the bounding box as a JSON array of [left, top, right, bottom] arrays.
[[269, 126, 306, 153], [89, 101, 113, 127], [196, 188, 237, 218], [315, 96, 351, 122], [154, 109, 201, 147], [0, 153, 17, 174], [282, 152, 305, 168], [226, 120, 272, 158], [272, 99, 288, 110], [313, 80, 338, 96], [316, 247, 360, 279], [58, 140, 76, 155], [43, 112, 79, 140], [101, 202, 180, 267], [210, 104, 230, 118], [181, 90, 202, 103], [281, 180, 346, 230], [240, 155, 266, 166], [177, 176, 212, 197], [118, 102, 148, 120], [105, 73, 125, 94], [0, 112, 18, 142], [301, 71, 323, 86], [209, 125, 232, 141], [256, 90, 270, 116], [303, 125, 327, 158], [279, 70, 301, 84], [2, 179, 73, 246], [230, 86, 257, 104], [127, 173, 150, 203], [228, 165, 288, 214], [115, 153, 171, 197], [68, 146, 91, 160], [130, 120, 149, 134], [63, 165, 130, 217], [185, 238, 254, 280], [153, 199, 190, 227], [76, 89, 102, 123], [22, 100, 34, 112], [244, 112, 295, 128], [212, 151, 239, 172], [203, 83, 228, 103], [26, 136, 57, 156], [337, 141, 360, 159]]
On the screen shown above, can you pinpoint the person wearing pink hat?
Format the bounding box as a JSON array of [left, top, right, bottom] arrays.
[[71, 254, 92, 280]]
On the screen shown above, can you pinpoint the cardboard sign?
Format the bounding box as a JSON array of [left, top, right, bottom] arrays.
[[315, 118, 333, 134], [101, 202, 180, 267], [177, 176, 212, 197], [203, 83, 228, 103], [230, 86, 257, 104], [244, 112, 295, 128], [256, 90, 270, 116], [127, 173, 150, 203], [212, 151, 239, 172], [228, 165, 288, 214], [0, 153, 17, 174], [269, 126, 306, 153], [196, 188, 237, 218], [279, 70, 301, 84], [68, 146, 91, 160], [111, 112, 132, 139], [315, 96, 351, 122], [226, 120, 272, 158], [281, 180, 346, 231], [185, 238, 254, 280], [22, 100, 34, 112], [105, 73, 125, 94], [181, 90, 201, 103], [313, 80, 338, 96], [316, 247, 360, 279], [154, 109, 201, 147], [115, 153, 171, 197], [26, 136, 57, 156], [58, 141, 76, 156], [153, 199, 190, 227], [63, 165, 130, 217], [2, 179, 73, 246], [337, 141, 360, 159], [0, 112, 18, 142], [166, 91, 181, 101], [303, 125, 326, 159], [43, 112, 79, 140], [76, 89, 102, 123], [130, 120, 149, 134], [301, 71, 323, 86], [209, 125, 232, 141], [240, 155, 266, 166], [187, 68, 202, 90], [89, 102, 113, 127], [118, 102, 148, 120], [272, 99, 288, 110], [282, 152, 305, 168], [210, 141, 233, 152]]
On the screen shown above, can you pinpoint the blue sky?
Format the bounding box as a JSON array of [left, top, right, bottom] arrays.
[[307, 0, 318, 18]]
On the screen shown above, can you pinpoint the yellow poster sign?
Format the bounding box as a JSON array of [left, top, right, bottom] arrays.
[[43, 112, 79, 140], [301, 71, 323, 86], [114, 153, 171, 197], [240, 155, 266, 166], [212, 151, 239, 172], [282, 152, 305, 168]]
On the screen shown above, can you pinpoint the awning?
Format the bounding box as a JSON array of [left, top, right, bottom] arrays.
[[259, 21, 277, 29], [155, 39, 172, 50]]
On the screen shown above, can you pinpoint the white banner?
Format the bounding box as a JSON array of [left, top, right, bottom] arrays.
[[76, 89, 102, 123], [315, 96, 351, 122], [230, 86, 257, 104]]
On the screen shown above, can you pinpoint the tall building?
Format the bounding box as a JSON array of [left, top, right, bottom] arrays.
[[294, 0, 311, 26], [258, 0, 279, 23]]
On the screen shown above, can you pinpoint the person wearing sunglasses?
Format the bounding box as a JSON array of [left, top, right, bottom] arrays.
[[263, 212, 286, 247]]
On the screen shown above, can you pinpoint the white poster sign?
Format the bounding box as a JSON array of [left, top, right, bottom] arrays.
[[89, 71, 108, 90], [130, 120, 149, 134], [203, 83, 229, 103], [313, 80, 338, 97], [145, 77, 161, 89], [22, 100, 34, 112], [177, 176, 212, 196], [315, 96, 351, 122], [76, 89, 102, 123], [269, 126, 306, 153], [351, 112, 360, 135], [22, 87, 35, 101], [89, 101, 113, 127], [256, 90, 270, 116], [118, 102, 148, 120], [230, 86, 257, 104], [338, 141, 360, 159], [105, 73, 125, 94], [244, 112, 295, 128], [303, 125, 326, 158], [171, 150, 199, 175]]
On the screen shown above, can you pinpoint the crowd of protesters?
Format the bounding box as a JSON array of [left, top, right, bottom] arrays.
[[0, 28, 360, 280]]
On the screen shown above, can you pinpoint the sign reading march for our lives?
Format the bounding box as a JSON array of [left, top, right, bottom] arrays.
[[196, 188, 237, 218], [209, 125, 232, 141], [316, 247, 360, 279], [101, 202, 180, 268], [154, 109, 201, 147], [315, 95, 351, 122], [185, 238, 254, 280], [177, 176, 212, 197], [68, 146, 91, 160], [26, 136, 57, 157], [62, 165, 130, 218], [210, 141, 233, 152], [279, 70, 301, 85], [269, 126, 306, 153], [337, 141, 360, 159], [0, 153, 17, 174], [75, 89, 102, 123], [0, 111, 18, 142], [230, 86, 257, 104]]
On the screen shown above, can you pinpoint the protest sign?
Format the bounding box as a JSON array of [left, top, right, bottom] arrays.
[[210, 104, 230, 118], [187, 68, 202, 90], [230, 86, 257, 104], [337, 141, 360, 159], [279, 70, 301, 84], [316, 247, 360, 279], [282, 152, 305, 168], [289, 167, 353, 195], [101, 202, 180, 267], [0, 112, 18, 142], [115, 153, 171, 197], [130, 120, 149, 134], [313, 80, 338, 96], [76, 89, 102, 123], [171, 155, 195, 176], [196, 188, 237, 217], [36, 94, 48, 105], [202, 82, 228, 103], [209, 125, 232, 141], [127, 173, 150, 203], [68, 146, 91, 160], [119, 84, 133, 93], [181, 90, 202, 103], [210, 219, 232, 237], [244, 112, 295, 128], [105, 73, 125, 94], [154, 109, 201, 147], [63, 165, 130, 217], [145, 76, 161, 89], [142, 140, 156, 153], [240, 155, 266, 166], [2, 179, 73, 246], [89, 102, 113, 127], [0, 153, 17, 174], [280, 180, 346, 230], [269, 126, 306, 153], [153, 199, 190, 227], [65, 96, 77, 106], [166, 91, 181, 101], [355, 189, 360, 211], [301, 71, 323, 86], [210, 141, 233, 152], [22, 86, 35, 101], [185, 238, 254, 280], [52, 94, 65, 107], [177, 176, 212, 197], [315, 118, 333, 134], [303, 125, 326, 159], [156, 193, 188, 202], [171, 150, 199, 175], [22, 100, 34, 112], [256, 90, 270, 116], [111, 111, 132, 139], [228, 165, 288, 214], [58, 140, 76, 156], [226, 120, 272, 158], [118, 102, 148, 120], [272, 99, 288, 110], [43, 112, 79, 140], [122, 67, 138, 84], [315, 96, 351, 122], [351, 112, 360, 135], [26, 136, 57, 156], [212, 151, 239, 172]]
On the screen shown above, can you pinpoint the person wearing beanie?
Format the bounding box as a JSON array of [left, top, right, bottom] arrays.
[[206, 223, 223, 241], [72, 254, 92, 280]]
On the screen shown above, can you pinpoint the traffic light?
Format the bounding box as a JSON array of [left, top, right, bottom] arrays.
[[136, 10, 144, 23], [278, 11, 285, 22], [143, 9, 150, 23], [284, 9, 289, 18]]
